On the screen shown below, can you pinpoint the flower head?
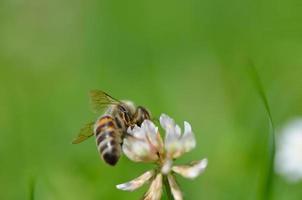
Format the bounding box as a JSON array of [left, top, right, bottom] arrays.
[[117, 114, 208, 200], [275, 118, 302, 183]]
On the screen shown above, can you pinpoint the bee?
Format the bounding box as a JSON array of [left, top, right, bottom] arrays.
[[72, 90, 151, 166]]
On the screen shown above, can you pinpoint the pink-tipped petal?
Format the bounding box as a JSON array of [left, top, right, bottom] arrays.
[[167, 174, 183, 200], [116, 170, 155, 191], [172, 159, 208, 179], [143, 173, 163, 200]]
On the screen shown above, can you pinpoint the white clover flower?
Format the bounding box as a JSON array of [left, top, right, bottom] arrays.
[[275, 118, 302, 183], [117, 114, 208, 200]]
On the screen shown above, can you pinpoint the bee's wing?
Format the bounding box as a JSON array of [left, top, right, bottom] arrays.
[[89, 90, 121, 113], [72, 122, 95, 144]]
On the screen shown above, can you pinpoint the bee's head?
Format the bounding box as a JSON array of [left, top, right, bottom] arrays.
[[133, 106, 151, 126]]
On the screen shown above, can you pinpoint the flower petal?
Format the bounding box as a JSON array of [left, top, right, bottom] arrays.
[[160, 114, 179, 139], [160, 114, 183, 158], [141, 120, 158, 135], [116, 170, 155, 191], [172, 158, 208, 179], [143, 173, 163, 200], [165, 139, 183, 159], [122, 135, 158, 162], [167, 174, 183, 200], [127, 125, 145, 139], [181, 121, 196, 152], [160, 114, 175, 133], [142, 120, 164, 153]]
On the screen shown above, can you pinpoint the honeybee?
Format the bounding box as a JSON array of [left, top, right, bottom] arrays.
[[72, 90, 151, 166]]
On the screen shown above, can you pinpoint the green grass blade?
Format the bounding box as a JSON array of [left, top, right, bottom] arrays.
[[248, 61, 275, 200]]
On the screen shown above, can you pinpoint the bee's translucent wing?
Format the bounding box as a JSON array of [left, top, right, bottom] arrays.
[[72, 122, 95, 144], [90, 90, 121, 113]]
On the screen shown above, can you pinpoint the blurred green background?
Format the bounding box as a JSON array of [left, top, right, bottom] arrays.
[[1, 0, 302, 199]]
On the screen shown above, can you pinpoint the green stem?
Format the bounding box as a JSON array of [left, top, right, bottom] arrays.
[[29, 176, 35, 200], [163, 175, 173, 200]]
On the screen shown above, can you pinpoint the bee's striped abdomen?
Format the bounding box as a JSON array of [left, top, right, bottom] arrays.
[[94, 115, 122, 166]]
